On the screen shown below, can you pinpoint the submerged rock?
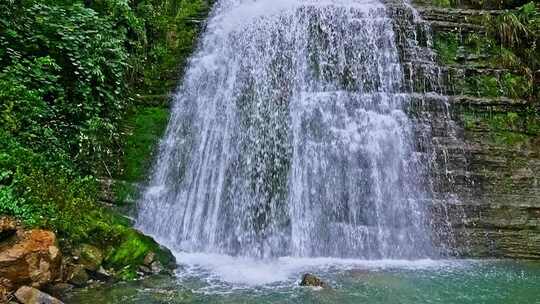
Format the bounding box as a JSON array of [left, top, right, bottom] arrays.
[[300, 273, 328, 288], [15, 286, 64, 304]]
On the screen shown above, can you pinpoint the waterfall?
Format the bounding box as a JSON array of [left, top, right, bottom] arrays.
[[137, 0, 447, 259]]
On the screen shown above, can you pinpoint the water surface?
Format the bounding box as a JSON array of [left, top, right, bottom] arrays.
[[66, 258, 540, 304]]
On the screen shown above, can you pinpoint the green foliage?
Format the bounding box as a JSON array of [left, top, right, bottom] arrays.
[[462, 73, 532, 98], [463, 75, 501, 97], [119, 106, 169, 182], [461, 110, 540, 146], [0, 0, 210, 265], [432, 0, 454, 7], [465, 0, 531, 9], [500, 72, 533, 98], [485, 2, 540, 71], [434, 32, 460, 64], [0, 0, 128, 174], [0, 187, 39, 225], [126, 0, 210, 94]]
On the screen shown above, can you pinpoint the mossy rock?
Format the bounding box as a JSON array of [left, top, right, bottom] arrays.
[[105, 228, 176, 271], [78, 243, 104, 271], [116, 266, 139, 281]]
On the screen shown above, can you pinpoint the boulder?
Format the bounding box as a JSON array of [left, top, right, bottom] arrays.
[[77, 244, 103, 271], [300, 273, 328, 288], [0, 229, 61, 289], [105, 229, 176, 270], [151, 261, 166, 274], [143, 251, 156, 266], [0, 217, 17, 242], [0, 278, 13, 303], [14, 286, 64, 304], [67, 265, 89, 287], [91, 266, 113, 282], [45, 283, 74, 298]]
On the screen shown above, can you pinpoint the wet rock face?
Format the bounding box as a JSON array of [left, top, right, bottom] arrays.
[[401, 0, 540, 259], [0, 229, 62, 289], [300, 274, 328, 288]]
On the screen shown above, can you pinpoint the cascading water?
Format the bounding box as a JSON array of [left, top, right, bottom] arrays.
[[137, 0, 444, 260]]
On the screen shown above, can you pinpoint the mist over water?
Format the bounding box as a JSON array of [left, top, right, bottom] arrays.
[[137, 0, 442, 260]]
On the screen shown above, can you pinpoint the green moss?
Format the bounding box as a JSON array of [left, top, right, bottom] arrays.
[[119, 106, 169, 182], [460, 110, 540, 146], [462, 75, 501, 97], [112, 181, 138, 206], [500, 73, 533, 99], [131, 0, 210, 95], [431, 0, 454, 7], [434, 32, 460, 64], [116, 266, 139, 281], [461, 113, 478, 130], [459, 72, 532, 99], [105, 228, 176, 270]]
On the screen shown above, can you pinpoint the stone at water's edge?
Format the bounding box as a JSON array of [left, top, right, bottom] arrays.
[[0, 228, 62, 289], [76, 244, 104, 272], [67, 265, 90, 287], [105, 229, 176, 272], [300, 274, 328, 288], [15, 286, 64, 304]]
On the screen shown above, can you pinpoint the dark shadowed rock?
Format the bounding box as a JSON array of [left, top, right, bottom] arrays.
[[0, 217, 17, 242], [0, 278, 13, 303], [67, 265, 89, 287], [45, 283, 74, 298]]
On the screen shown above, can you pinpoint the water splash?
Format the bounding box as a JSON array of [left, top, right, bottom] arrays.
[[137, 0, 451, 259]]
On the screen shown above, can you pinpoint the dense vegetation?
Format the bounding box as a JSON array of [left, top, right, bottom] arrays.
[[0, 0, 209, 260], [432, 1, 539, 101]]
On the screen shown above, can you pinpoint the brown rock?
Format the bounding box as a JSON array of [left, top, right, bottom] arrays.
[[67, 265, 89, 287], [0, 230, 62, 289], [14, 286, 64, 304], [45, 283, 74, 298], [77, 244, 103, 271], [0, 278, 14, 303], [300, 273, 328, 288], [0, 217, 17, 242], [143, 251, 156, 266]]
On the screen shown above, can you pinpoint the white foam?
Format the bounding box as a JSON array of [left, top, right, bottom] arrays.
[[211, 0, 385, 34], [174, 251, 467, 286]]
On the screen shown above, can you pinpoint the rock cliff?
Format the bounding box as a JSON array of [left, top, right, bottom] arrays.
[[388, 0, 539, 259]]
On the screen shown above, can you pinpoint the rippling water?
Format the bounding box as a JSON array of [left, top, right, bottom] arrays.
[[66, 259, 540, 303]]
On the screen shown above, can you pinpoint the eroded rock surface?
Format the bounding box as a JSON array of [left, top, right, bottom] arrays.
[[0, 228, 62, 289], [15, 285, 64, 304]]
